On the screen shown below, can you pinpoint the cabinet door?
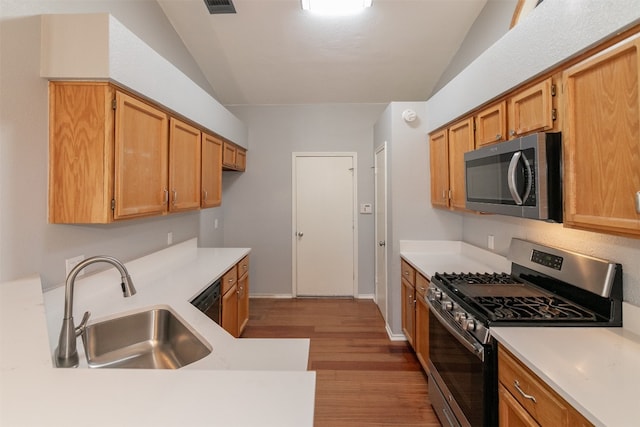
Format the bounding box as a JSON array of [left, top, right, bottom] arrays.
[[448, 117, 475, 210], [563, 34, 640, 237], [235, 147, 247, 171], [401, 278, 415, 348], [508, 77, 555, 137], [429, 129, 450, 208], [475, 100, 507, 147], [201, 132, 223, 208], [222, 284, 239, 338], [114, 91, 169, 220], [169, 118, 201, 212], [237, 272, 249, 336], [222, 141, 237, 168]]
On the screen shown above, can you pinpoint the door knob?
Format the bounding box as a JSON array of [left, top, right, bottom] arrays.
[[378, 241, 386, 247], [296, 232, 304, 237]]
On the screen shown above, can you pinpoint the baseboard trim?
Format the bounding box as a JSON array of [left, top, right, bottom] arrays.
[[386, 324, 407, 341]]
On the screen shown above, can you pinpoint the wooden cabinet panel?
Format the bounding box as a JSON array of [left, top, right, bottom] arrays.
[[221, 266, 238, 295], [498, 345, 594, 427], [221, 284, 239, 338], [401, 278, 415, 348], [429, 129, 450, 208], [448, 117, 475, 210], [201, 132, 223, 208], [169, 118, 201, 212], [562, 33, 640, 237], [237, 266, 249, 336], [414, 273, 429, 372], [235, 147, 247, 171], [400, 259, 416, 286], [475, 100, 507, 147], [222, 141, 236, 168], [49, 82, 116, 223], [508, 77, 555, 138]]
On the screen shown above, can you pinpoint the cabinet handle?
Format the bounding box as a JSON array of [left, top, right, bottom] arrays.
[[496, 134, 502, 140], [404, 271, 409, 276], [203, 190, 208, 201], [514, 380, 537, 403], [172, 190, 177, 206], [510, 129, 516, 136], [228, 278, 234, 283], [163, 188, 169, 204], [635, 191, 640, 214]]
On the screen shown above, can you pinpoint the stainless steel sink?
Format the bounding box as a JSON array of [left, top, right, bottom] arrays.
[[81, 307, 211, 369]]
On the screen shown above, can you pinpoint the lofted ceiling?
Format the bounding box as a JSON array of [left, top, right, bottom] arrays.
[[158, 0, 488, 105]]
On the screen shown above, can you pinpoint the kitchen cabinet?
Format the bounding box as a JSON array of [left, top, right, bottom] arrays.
[[498, 345, 593, 427], [237, 255, 250, 336], [475, 100, 507, 147], [507, 77, 556, 138], [222, 141, 247, 171], [414, 272, 429, 372], [429, 129, 449, 208], [49, 82, 170, 223], [562, 33, 640, 238], [400, 259, 416, 348], [169, 118, 201, 212], [201, 132, 223, 208], [429, 118, 474, 211], [221, 256, 250, 338]]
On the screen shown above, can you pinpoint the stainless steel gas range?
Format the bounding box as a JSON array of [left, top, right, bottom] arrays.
[[425, 238, 623, 427]]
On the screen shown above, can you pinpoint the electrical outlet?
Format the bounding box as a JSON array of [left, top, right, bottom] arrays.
[[488, 235, 495, 250], [167, 232, 173, 245], [65, 255, 85, 277]]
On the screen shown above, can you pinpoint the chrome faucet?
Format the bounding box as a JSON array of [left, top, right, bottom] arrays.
[[55, 255, 136, 368]]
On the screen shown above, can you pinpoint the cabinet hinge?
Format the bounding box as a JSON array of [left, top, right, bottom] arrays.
[[551, 108, 557, 121], [112, 99, 117, 110], [111, 199, 115, 210], [551, 84, 556, 97]]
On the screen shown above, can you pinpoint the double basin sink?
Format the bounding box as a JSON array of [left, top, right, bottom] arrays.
[[81, 307, 211, 369]]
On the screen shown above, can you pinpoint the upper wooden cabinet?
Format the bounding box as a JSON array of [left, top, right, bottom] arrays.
[[429, 129, 449, 208], [169, 118, 201, 212], [49, 82, 170, 223], [448, 118, 475, 210], [508, 77, 556, 138], [201, 132, 223, 208], [562, 33, 640, 238], [475, 100, 507, 147], [222, 141, 247, 171]]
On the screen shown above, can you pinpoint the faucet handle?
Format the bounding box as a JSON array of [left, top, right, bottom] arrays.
[[74, 311, 91, 337]]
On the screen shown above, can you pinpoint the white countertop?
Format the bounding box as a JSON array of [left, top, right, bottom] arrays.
[[0, 239, 315, 427], [401, 239, 640, 427]]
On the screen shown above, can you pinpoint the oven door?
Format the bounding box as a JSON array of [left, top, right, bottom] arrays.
[[427, 300, 496, 427]]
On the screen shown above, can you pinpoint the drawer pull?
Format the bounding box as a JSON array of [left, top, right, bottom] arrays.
[[514, 380, 537, 403]]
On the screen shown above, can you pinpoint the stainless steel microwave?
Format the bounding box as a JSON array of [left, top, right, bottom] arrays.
[[464, 132, 562, 222]]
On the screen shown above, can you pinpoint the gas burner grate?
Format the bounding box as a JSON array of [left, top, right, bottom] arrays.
[[437, 272, 521, 286], [475, 295, 596, 321]]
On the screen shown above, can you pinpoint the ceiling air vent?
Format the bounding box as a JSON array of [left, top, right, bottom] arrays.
[[204, 0, 236, 14]]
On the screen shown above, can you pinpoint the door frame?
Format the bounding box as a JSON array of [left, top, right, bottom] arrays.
[[291, 152, 359, 297], [374, 143, 388, 321]]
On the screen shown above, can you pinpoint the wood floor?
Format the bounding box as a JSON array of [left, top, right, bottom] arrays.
[[242, 298, 440, 427]]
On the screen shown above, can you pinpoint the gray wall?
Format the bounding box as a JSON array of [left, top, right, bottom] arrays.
[[0, 0, 222, 289], [374, 102, 463, 334], [224, 104, 387, 297]]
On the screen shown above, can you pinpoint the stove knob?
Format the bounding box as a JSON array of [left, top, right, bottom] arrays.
[[443, 301, 453, 311], [464, 319, 476, 332], [455, 312, 467, 323], [434, 290, 443, 300]]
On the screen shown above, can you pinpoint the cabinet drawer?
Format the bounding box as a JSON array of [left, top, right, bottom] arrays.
[[400, 259, 416, 287], [237, 255, 250, 278], [416, 273, 429, 297], [221, 267, 238, 294], [498, 346, 569, 426]]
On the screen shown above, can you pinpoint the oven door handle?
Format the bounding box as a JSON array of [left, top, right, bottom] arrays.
[[427, 297, 485, 361]]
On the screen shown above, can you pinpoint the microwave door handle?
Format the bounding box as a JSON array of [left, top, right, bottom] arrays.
[[520, 151, 533, 202], [508, 151, 524, 205]]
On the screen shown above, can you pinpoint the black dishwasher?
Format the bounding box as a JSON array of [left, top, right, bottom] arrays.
[[190, 279, 221, 325]]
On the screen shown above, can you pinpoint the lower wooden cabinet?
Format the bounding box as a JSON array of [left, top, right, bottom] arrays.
[[498, 344, 593, 427], [221, 255, 250, 338]]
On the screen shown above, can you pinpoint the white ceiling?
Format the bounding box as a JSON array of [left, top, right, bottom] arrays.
[[158, 0, 488, 105]]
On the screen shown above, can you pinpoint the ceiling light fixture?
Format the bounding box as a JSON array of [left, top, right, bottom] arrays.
[[301, 0, 372, 16]]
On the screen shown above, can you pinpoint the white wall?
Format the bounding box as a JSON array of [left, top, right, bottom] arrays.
[[374, 102, 463, 334], [0, 0, 223, 289], [427, 0, 640, 306], [224, 104, 386, 297]]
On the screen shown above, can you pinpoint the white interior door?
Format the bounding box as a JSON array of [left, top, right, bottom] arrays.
[[293, 154, 356, 296], [374, 145, 388, 321]]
